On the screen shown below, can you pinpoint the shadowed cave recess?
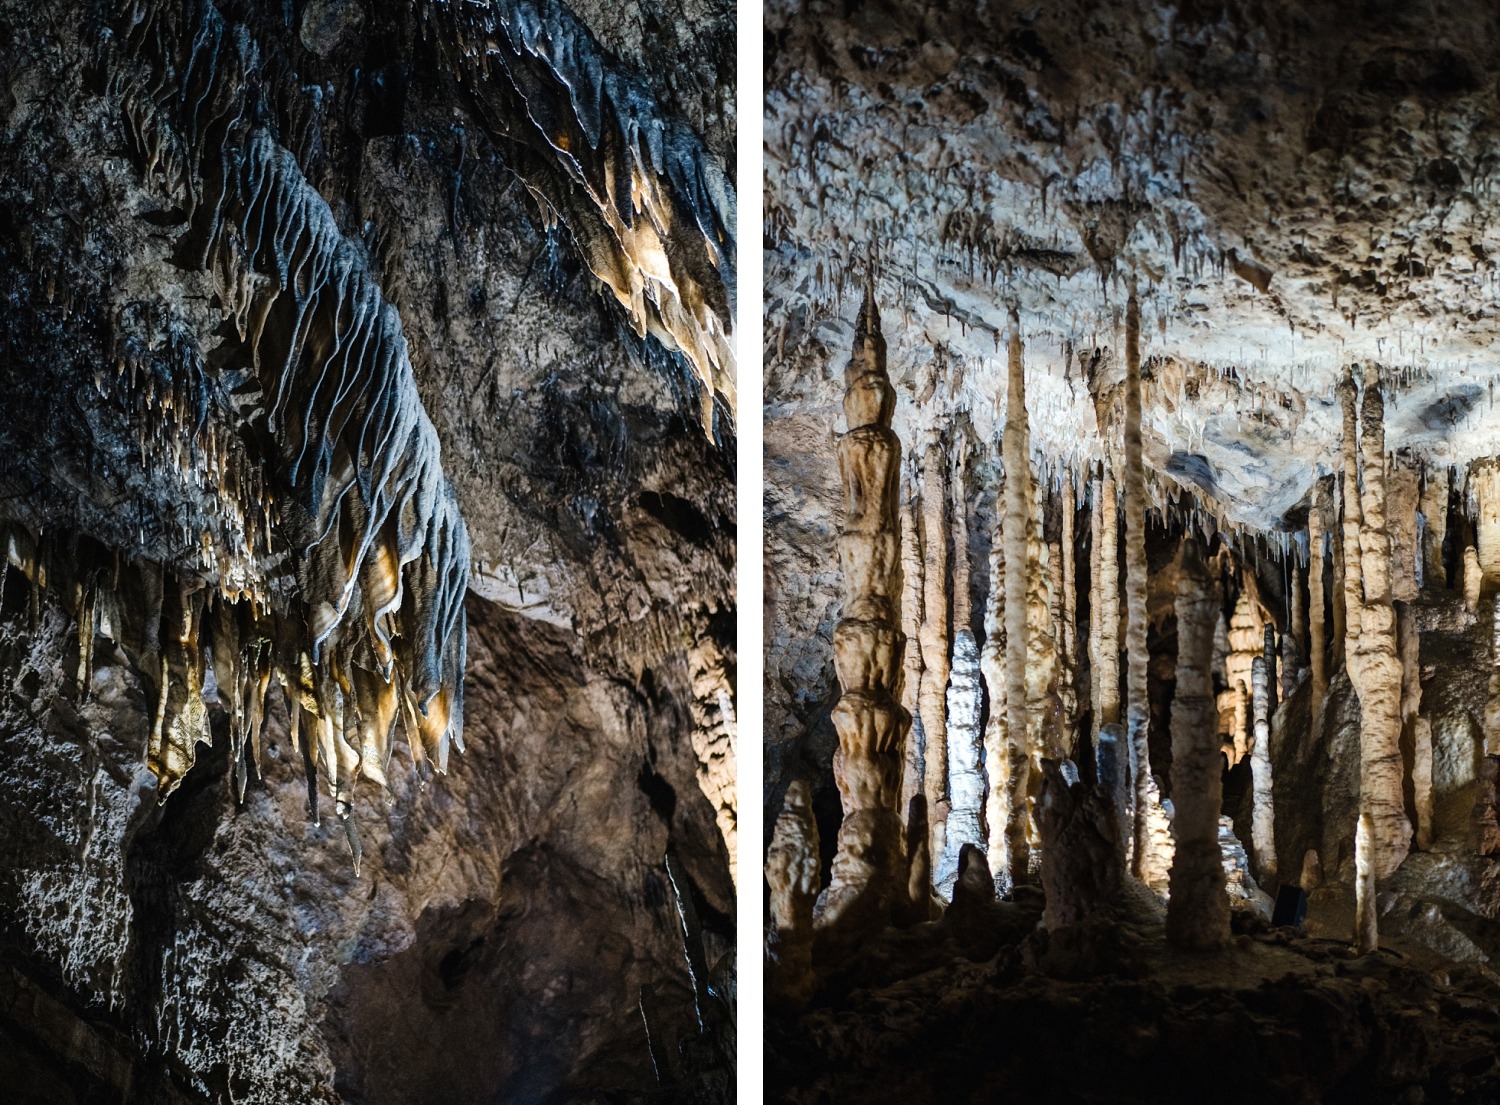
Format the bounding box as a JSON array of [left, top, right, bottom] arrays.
[[0, 0, 736, 1102], [764, 0, 1500, 1101]]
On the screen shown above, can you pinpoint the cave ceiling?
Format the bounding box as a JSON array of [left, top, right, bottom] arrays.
[[766, 0, 1500, 532]]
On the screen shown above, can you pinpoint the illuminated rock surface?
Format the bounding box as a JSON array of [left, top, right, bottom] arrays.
[[765, 0, 1500, 1098], [0, 0, 734, 1100]]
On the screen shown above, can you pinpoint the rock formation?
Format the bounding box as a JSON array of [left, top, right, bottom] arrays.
[[817, 285, 911, 938]]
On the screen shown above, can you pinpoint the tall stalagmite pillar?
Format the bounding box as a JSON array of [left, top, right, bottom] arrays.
[[1001, 305, 1033, 884], [1123, 291, 1169, 885], [1061, 479, 1078, 739], [1342, 365, 1410, 949], [981, 483, 1008, 869], [1308, 482, 1329, 721], [1097, 466, 1121, 741], [1167, 537, 1229, 950], [816, 286, 912, 936], [919, 437, 951, 870], [1250, 654, 1277, 883]]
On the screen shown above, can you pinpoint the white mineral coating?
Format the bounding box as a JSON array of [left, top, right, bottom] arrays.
[[936, 629, 986, 900], [1250, 655, 1277, 884]]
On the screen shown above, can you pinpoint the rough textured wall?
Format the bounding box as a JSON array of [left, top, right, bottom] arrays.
[[0, 0, 736, 1100]]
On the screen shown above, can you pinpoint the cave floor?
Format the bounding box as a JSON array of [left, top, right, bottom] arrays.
[[767, 898, 1500, 1105]]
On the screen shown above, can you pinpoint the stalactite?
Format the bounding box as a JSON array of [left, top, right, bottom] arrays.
[[430, 0, 738, 429], [918, 436, 951, 871], [1001, 306, 1031, 884], [1420, 467, 1450, 588], [1167, 537, 1229, 951], [1308, 483, 1329, 722], [1250, 654, 1276, 884], [1345, 365, 1410, 894], [816, 286, 910, 938], [766, 779, 820, 1011], [99, 6, 474, 821]]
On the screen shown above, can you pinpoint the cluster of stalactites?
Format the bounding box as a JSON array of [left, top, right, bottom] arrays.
[[2, 525, 461, 866], [428, 0, 736, 431], [98, 0, 472, 827]]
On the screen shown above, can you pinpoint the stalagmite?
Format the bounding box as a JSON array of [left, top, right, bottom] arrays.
[[1389, 460, 1421, 603], [919, 437, 951, 869], [1250, 654, 1276, 884], [1420, 467, 1450, 588], [1285, 562, 1304, 702], [1308, 484, 1329, 720], [1089, 468, 1104, 745], [1096, 466, 1121, 741], [1343, 366, 1409, 947], [1122, 292, 1168, 887], [938, 438, 984, 897], [1466, 544, 1483, 613], [1038, 759, 1122, 932], [1355, 812, 1378, 953], [816, 286, 911, 937], [1048, 512, 1068, 745], [1061, 479, 1078, 737], [1001, 305, 1032, 884], [1486, 600, 1500, 756], [900, 488, 927, 814], [766, 779, 820, 1010], [1167, 537, 1229, 951], [1262, 623, 1279, 717], [1413, 717, 1434, 851], [981, 486, 1008, 870], [937, 629, 985, 898], [1475, 462, 1500, 589]]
